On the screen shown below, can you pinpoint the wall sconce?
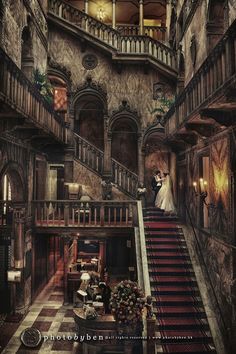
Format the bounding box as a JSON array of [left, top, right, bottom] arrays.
[[192, 178, 215, 208]]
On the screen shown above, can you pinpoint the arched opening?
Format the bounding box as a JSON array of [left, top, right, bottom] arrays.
[[21, 26, 34, 80], [207, 0, 227, 52], [111, 118, 138, 173], [0, 166, 25, 314], [144, 131, 175, 206], [75, 95, 104, 150]]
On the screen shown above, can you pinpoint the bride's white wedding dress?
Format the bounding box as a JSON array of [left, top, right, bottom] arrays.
[[155, 175, 176, 213]]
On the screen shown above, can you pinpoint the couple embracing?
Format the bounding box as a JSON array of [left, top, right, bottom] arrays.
[[151, 170, 176, 213]]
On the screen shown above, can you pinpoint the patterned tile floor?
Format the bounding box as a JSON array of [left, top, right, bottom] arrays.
[[0, 270, 81, 354]]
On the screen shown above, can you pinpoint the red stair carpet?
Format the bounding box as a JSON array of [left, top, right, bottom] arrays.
[[144, 208, 216, 354]]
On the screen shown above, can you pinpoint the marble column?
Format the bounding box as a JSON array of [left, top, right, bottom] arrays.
[[103, 116, 112, 177], [139, 0, 144, 35], [84, 0, 89, 14], [138, 136, 145, 184], [112, 0, 116, 29]]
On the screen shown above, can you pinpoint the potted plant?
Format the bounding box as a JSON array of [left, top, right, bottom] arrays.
[[33, 68, 54, 106]]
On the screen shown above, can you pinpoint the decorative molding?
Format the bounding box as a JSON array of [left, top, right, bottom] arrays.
[[111, 100, 138, 117], [48, 57, 72, 89], [73, 76, 107, 108], [82, 53, 98, 70]]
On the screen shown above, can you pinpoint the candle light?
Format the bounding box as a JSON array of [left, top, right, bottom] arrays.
[[203, 180, 207, 192], [193, 181, 197, 193], [199, 178, 204, 193]]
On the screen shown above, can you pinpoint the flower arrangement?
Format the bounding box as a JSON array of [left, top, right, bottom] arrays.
[[110, 280, 145, 326]]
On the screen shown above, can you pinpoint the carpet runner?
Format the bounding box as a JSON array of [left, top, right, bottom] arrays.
[[144, 207, 216, 354]]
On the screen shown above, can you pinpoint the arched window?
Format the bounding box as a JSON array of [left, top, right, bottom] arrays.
[[21, 26, 34, 80]]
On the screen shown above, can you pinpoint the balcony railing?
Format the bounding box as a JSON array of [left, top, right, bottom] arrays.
[[48, 0, 176, 72], [33, 200, 138, 228], [117, 24, 166, 41], [0, 48, 66, 143], [165, 19, 236, 135]]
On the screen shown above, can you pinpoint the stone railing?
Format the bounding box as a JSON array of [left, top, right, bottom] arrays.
[[165, 18, 236, 136], [117, 24, 166, 41], [75, 134, 104, 175], [48, 0, 176, 71], [33, 200, 138, 228], [74, 133, 138, 198], [0, 48, 66, 143], [111, 159, 138, 198]]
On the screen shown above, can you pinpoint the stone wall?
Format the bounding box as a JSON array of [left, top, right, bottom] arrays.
[[73, 159, 131, 201], [176, 0, 234, 85], [2, 0, 47, 72], [48, 28, 174, 129], [177, 129, 235, 348]]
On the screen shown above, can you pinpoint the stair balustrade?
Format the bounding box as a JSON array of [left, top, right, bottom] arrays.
[[74, 133, 138, 198], [165, 18, 236, 135], [111, 159, 138, 197], [0, 48, 65, 143], [33, 200, 137, 228], [48, 0, 176, 71], [75, 134, 104, 174]]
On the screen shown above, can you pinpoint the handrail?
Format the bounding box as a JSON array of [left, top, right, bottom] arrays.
[[165, 18, 236, 134], [74, 133, 138, 197], [136, 201, 151, 297], [48, 0, 176, 71], [0, 47, 65, 142], [184, 203, 228, 336], [32, 200, 138, 228]]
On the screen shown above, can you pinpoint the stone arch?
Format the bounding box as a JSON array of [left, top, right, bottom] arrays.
[[142, 127, 174, 206], [73, 77, 107, 150], [109, 101, 140, 173], [206, 0, 227, 51], [21, 24, 34, 80], [0, 162, 25, 201]]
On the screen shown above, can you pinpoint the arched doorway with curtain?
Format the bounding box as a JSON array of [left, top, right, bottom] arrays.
[[111, 117, 138, 173], [74, 95, 105, 150]]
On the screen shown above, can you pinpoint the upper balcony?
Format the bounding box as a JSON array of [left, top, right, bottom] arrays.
[[48, 0, 177, 79], [165, 19, 236, 143], [0, 48, 66, 145]]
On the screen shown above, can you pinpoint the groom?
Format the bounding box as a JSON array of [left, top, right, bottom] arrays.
[[151, 170, 162, 206]]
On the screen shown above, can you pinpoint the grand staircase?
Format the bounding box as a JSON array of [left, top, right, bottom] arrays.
[[143, 207, 217, 354], [74, 133, 138, 198], [48, 0, 177, 78]]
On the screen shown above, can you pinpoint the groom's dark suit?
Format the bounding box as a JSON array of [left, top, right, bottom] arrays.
[[151, 173, 162, 205]]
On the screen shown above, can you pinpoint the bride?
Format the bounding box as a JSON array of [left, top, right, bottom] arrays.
[[155, 173, 176, 213]]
